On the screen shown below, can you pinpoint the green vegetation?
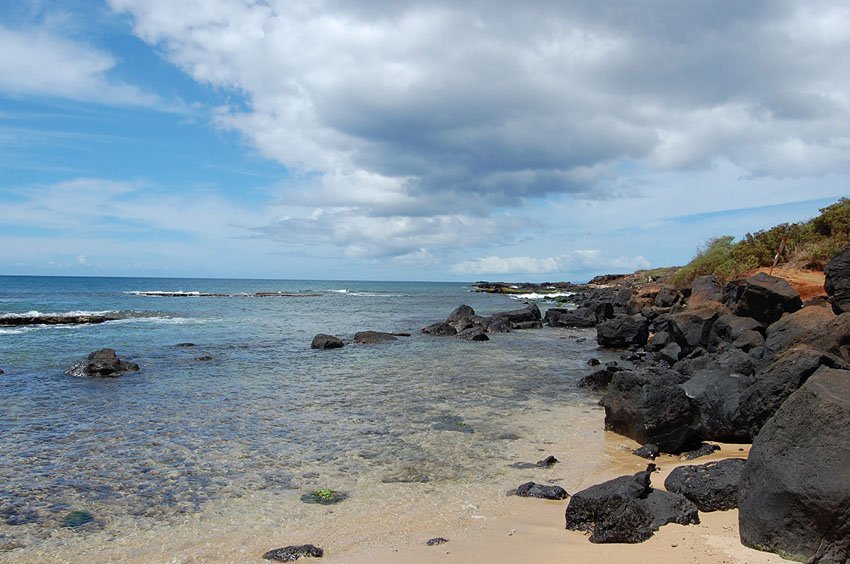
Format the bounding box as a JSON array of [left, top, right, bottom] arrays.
[[670, 198, 850, 287], [314, 488, 336, 502], [301, 488, 347, 505]]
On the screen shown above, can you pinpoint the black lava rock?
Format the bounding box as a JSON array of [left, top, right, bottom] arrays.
[[426, 537, 449, 546], [310, 334, 344, 349], [565, 469, 698, 544], [664, 458, 745, 512], [263, 544, 324, 561], [511, 482, 569, 500], [739, 367, 850, 563], [66, 349, 140, 377], [633, 444, 660, 460]]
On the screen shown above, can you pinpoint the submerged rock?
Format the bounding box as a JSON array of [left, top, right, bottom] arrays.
[[263, 544, 324, 561], [66, 349, 139, 377], [664, 458, 745, 512], [310, 334, 344, 349], [511, 482, 569, 500], [60, 510, 95, 529]]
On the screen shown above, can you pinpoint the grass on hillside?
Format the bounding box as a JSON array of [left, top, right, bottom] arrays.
[[669, 198, 850, 288]]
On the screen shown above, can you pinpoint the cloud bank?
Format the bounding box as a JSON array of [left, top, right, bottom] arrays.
[[451, 251, 650, 276], [107, 1, 850, 263]]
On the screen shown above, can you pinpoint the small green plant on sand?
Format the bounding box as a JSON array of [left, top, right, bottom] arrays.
[[314, 488, 336, 502], [301, 487, 347, 505]]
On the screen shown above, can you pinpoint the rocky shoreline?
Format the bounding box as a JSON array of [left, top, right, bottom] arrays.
[[464, 244, 848, 562], [297, 244, 848, 560], [5, 246, 848, 562]]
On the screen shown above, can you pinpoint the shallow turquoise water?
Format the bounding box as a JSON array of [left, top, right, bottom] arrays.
[[0, 276, 605, 553]]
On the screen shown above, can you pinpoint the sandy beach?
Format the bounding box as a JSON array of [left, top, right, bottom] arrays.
[[4, 399, 784, 564]]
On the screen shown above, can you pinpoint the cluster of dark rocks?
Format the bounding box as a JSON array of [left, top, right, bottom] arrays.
[[421, 303, 543, 341], [472, 281, 578, 294], [568, 244, 850, 561], [310, 331, 410, 349], [0, 313, 119, 327]]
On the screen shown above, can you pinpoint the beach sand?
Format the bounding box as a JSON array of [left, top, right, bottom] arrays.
[[6, 413, 785, 564]]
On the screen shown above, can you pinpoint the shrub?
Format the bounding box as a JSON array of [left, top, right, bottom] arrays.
[[670, 236, 740, 287]]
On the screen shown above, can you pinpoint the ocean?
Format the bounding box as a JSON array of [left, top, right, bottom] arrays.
[[0, 276, 622, 561]]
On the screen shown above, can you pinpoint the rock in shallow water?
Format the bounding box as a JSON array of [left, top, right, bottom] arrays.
[[66, 349, 139, 377], [352, 331, 397, 344], [310, 334, 344, 349], [263, 544, 324, 561], [664, 458, 745, 512], [60, 510, 95, 528]]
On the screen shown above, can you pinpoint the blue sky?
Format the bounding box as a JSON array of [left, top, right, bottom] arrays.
[[1, 1, 848, 281]]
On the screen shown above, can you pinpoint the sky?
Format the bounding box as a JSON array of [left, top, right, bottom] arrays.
[[1, 1, 848, 282]]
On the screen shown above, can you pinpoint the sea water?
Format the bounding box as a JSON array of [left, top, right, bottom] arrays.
[[0, 276, 623, 561]]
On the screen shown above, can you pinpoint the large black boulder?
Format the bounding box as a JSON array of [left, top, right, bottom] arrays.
[[664, 458, 745, 512], [740, 345, 848, 437], [680, 368, 754, 443], [656, 306, 725, 353], [66, 349, 140, 377], [708, 314, 765, 352], [600, 369, 699, 453], [765, 306, 850, 361], [597, 314, 649, 348], [655, 285, 679, 308], [565, 469, 699, 543], [545, 307, 597, 328], [723, 273, 802, 325], [739, 367, 850, 563], [825, 244, 850, 314], [689, 274, 724, 306]]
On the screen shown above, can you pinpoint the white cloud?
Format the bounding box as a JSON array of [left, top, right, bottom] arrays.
[[0, 23, 161, 107], [451, 250, 650, 276], [253, 209, 534, 258], [103, 0, 850, 263]]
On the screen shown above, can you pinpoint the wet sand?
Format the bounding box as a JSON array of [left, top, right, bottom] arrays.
[[4, 401, 783, 564]]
